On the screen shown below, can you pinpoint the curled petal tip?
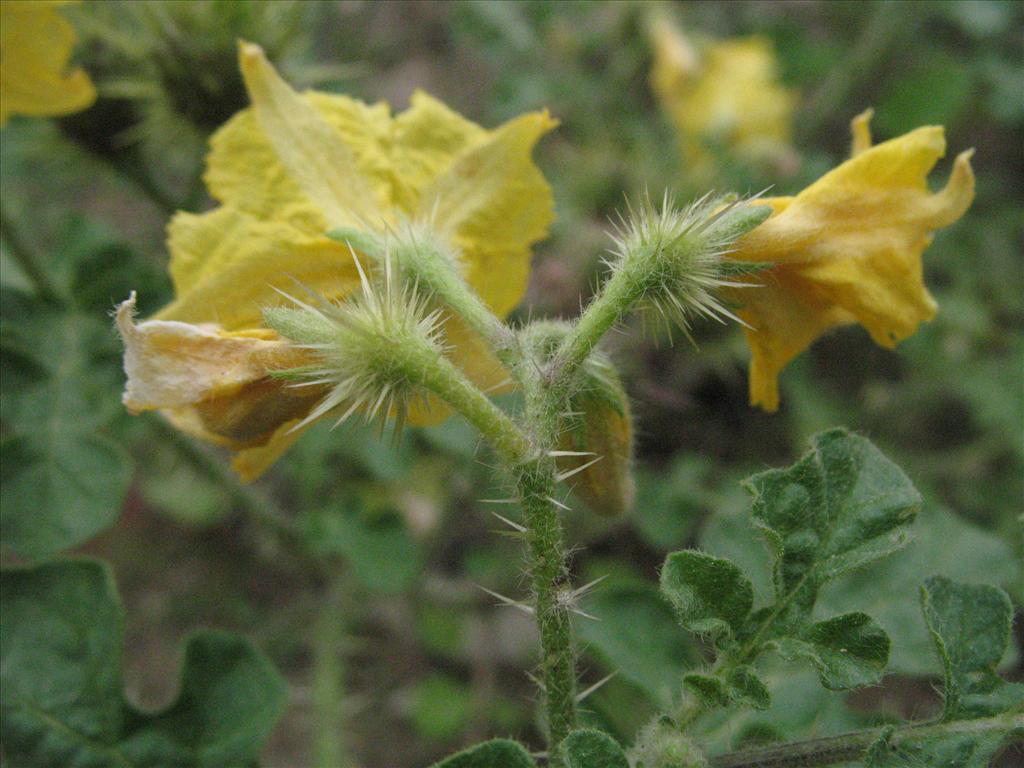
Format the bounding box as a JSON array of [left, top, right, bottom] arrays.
[[237, 40, 266, 69], [850, 108, 875, 156], [930, 147, 976, 227]]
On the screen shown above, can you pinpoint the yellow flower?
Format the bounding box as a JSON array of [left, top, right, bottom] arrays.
[[728, 110, 975, 411], [649, 19, 796, 179], [117, 43, 555, 480], [0, 0, 95, 125]]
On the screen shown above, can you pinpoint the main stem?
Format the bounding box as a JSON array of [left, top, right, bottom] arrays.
[[710, 712, 1023, 768], [514, 457, 578, 756], [416, 326, 580, 755]]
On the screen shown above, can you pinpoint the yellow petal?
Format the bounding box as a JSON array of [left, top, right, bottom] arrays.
[[0, 0, 95, 125], [649, 21, 796, 177], [421, 110, 558, 316], [159, 206, 360, 330], [231, 420, 315, 483], [737, 126, 975, 266], [116, 293, 298, 412], [730, 119, 976, 411], [237, 41, 382, 229], [734, 274, 856, 411]]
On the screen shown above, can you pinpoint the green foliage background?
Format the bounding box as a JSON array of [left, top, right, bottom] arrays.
[[1, 1, 1021, 766]]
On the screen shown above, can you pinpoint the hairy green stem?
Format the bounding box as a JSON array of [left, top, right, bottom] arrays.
[[552, 263, 643, 389], [409, 341, 534, 466], [709, 713, 1024, 768], [513, 458, 578, 757], [0, 200, 65, 304]]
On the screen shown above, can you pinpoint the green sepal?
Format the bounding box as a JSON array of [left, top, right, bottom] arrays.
[[263, 304, 337, 346], [561, 729, 629, 768], [704, 199, 773, 244], [325, 227, 385, 258], [429, 738, 536, 768], [660, 550, 753, 644], [771, 612, 890, 691]]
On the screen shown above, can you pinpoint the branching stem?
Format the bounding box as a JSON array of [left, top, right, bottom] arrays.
[[709, 713, 1023, 768]]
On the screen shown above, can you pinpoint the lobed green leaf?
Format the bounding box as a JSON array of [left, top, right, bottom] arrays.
[[0, 560, 287, 768], [744, 429, 920, 628]]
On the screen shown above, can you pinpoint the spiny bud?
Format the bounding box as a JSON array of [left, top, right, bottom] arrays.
[[608, 190, 772, 341], [630, 718, 708, 768], [262, 251, 447, 436]]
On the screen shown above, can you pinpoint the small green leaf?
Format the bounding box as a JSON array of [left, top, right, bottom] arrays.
[[429, 738, 536, 768], [683, 673, 731, 708], [561, 729, 628, 768], [578, 580, 698, 709], [921, 576, 1022, 720], [0, 560, 286, 768], [660, 551, 753, 642], [725, 666, 771, 710], [773, 612, 890, 691], [745, 429, 920, 625], [681, 667, 770, 711]]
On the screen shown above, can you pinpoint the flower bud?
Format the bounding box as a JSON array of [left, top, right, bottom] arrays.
[[262, 253, 447, 436], [609, 191, 772, 340]]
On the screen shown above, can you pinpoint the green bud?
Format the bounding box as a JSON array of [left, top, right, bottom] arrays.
[[608, 191, 773, 339], [630, 719, 707, 768], [261, 255, 447, 435]]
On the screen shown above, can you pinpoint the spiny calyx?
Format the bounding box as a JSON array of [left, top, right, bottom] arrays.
[[262, 253, 448, 435], [609, 191, 772, 339]]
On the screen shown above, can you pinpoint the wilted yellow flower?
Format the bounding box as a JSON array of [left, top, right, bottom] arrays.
[[729, 110, 975, 411], [649, 19, 796, 179], [117, 43, 555, 479], [0, 0, 95, 125]]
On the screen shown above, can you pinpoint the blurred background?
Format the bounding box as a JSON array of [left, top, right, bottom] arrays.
[[1, 1, 1021, 766]]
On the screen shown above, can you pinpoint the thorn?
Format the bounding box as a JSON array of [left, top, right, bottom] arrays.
[[576, 671, 618, 704], [490, 511, 526, 533], [556, 455, 604, 483], [477, 585, 534, 615], [545, 495, 572, 512], [572, 607, 600, 621], [478, 498, 516, 505], [547, 450, 596, 457], [572, 574, 608, 600]]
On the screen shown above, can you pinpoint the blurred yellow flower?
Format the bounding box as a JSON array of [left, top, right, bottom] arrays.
[[0, 0, 95, 125], [649, 19, 796, 179], [118, 43, 555, 480], [729, 110, 975, 411]]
